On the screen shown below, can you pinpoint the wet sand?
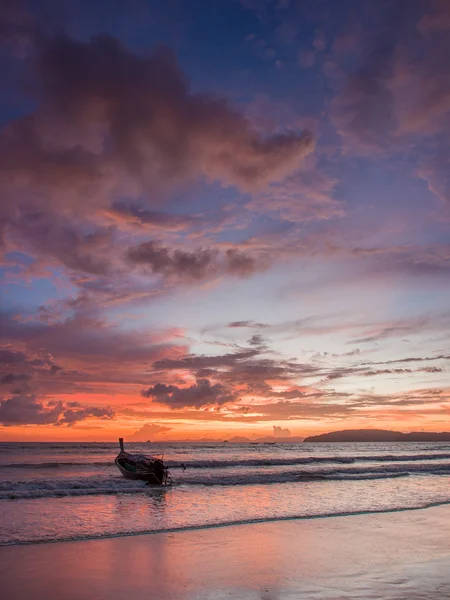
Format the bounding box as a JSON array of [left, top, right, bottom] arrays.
[[2, 504, 450, 599]]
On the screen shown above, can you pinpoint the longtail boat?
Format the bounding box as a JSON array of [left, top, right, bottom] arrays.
[[115, 438, 171, 485]]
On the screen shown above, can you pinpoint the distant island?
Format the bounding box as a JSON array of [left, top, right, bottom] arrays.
[[304, 429, 450, 442]]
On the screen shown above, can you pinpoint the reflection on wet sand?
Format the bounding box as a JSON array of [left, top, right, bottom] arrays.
[[2, 505, 450, 600]]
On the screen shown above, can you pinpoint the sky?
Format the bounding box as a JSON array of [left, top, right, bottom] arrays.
[[0, 0, 449, 441]]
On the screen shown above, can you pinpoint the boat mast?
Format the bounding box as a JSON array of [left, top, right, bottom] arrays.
[[119, 438, 124, 452]]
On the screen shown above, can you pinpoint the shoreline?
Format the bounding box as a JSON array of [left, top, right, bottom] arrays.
[[3, 498, 450, 547], [2, 504, 450, 599]]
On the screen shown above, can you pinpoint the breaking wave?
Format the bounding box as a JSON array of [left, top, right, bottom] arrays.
[[3, 452, 450, 471], [2, 461, 450, 499]]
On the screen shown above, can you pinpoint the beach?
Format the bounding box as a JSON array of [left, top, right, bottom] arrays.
[[2, 504, 450, 599]]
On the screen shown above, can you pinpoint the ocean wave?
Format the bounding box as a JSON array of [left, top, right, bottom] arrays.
[[168, 453, 450, 469], [0, 476, 148, 499], [3, 452, 450, 470], [180, 463, 450, 486], [2, 462, 450, 498], [3, 500, 450, 546], [0, 461, 112, 469]]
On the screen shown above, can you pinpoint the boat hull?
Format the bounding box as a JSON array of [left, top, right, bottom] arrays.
[[115, 454, 167, 484]]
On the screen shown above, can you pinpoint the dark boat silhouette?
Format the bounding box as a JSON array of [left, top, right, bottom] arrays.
[[115, 438, 171, 485]]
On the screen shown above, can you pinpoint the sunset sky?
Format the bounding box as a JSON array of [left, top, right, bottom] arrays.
[[1, 0, 449, 441]]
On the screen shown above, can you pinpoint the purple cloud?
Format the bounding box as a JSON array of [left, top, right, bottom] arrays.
[[141, 378, 238, 408], [0, 394, 114, 426]]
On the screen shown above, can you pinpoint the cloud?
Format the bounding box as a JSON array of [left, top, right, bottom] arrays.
[[322, 364, 446, 382], [226, 249, 264, 277], [330, 3, 449, 136], [422, 366, 444, 373], [417, 146, 450, 205], [110, 202, 199, 230], [0, 312, 186, 366], [0, 0, 41, 55], [0, 345, 63, 392], [8, 209, 116, 275], [329, 0, 450, 212], [152, 348, 261, 371], [227, 321, 269, 328], [366, 354, 450, 366], [1, 32, 313, 207], [127, 242, 267, 282], [332, 43, 397, 151], [0, 315, 187, 404], [0, 349, 28, 366], [127, 242, 218, 281], [145, 341, 321, 411], [141, 378, 238, 408], [132, 423, 172, 440], [0, 394, 114, 426], [57, 403, 115, 426], [418, 1, 450, 34], [0, 26, 314, 299], [0, 372, 32, 384], [154, 350, 317, 393], [248, 334, 267, 347], [124, 384, 450, 423], [273, 425, 291, 437], [248, 170, 342, 223]]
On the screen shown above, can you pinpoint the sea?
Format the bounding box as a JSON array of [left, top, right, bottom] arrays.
[[1, 441, 450, 545]]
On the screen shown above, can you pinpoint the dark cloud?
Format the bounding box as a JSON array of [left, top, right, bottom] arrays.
[[0, 394, 61, 425], [126, 241, 267, 282], [225, 249, 263, 277], [363, 354, 450, 366], [0, 349, 27, 366], [1, 33, 313, 211], [0, 26, 312, 295], [9, 209, 116, 275], [322, 364, 445, 381], [0, 394, 114, 426], [154, 350, 317, 396], [248, 334, 267, 347], [56, 402, 115, 426], [152, 348, 261, 371], [421, 366, 444, 373], [0, 372, 32, 384], [227, 320, 269, 328], [0, 346, 63, 388], [124, 384, 450, 423], [127, 242, 217, 281], [141, 378, 238, 408], [147, 342, 320, 411], [361, 368, 413, 377]]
